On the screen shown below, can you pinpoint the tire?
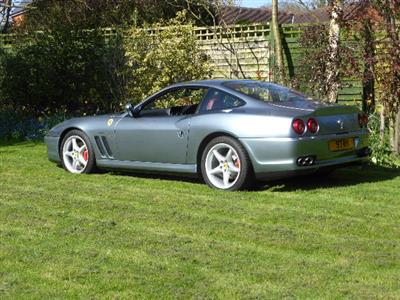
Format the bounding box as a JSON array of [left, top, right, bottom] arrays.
[[201, 136, 254, 191], [60, 129, 96, 174]]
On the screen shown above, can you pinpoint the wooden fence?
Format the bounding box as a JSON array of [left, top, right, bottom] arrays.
[[0, 24, 364, 104], [194, 24, 272, 81]]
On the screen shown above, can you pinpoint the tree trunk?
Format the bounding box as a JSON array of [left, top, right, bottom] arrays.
[[271, 0, 286, 85], [380, 105, 385, 146], [389, 116, 394, 150], [326, 0, 343, 103], [362, 19, 375, 113], [385, 2, 400, 155], [394, 110, 400, 154]]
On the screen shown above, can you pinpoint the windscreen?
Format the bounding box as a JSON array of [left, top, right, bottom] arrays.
[[223, 82, 310, 102]]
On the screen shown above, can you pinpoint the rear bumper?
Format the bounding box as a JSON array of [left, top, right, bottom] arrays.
[[44, 135, 61, 163], [240, 132, 369, 178]]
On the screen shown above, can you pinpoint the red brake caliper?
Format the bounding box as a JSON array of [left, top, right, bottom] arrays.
[[83, 149, 89, 161], [234, 158, 240, 168]]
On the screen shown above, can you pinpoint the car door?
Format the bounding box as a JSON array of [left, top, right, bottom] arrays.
[[114, 86, 208, 164]]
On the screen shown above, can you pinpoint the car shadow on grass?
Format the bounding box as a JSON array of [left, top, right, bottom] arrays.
[[261, 164, 400, 192], [109, 170, 204, 185], [109, 164, 400, 192]]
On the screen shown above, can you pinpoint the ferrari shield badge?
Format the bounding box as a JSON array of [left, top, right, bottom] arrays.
[[107, 119, 114, 126]]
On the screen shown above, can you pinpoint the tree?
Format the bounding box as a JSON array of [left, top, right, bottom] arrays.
[[271, 0, 286, 85], [370, 0, 400, 154], [19, 0, 137, 31], [0, 28, 126, 114], [137, 0, 215, 26], [18, 0, 215, 32], [326, 0, 343, 103]]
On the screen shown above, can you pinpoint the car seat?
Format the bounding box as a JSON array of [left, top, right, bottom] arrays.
[[206, 94, 225, 111]]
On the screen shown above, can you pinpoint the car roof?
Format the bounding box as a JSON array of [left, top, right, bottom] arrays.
[[170, 79, 263, 87]]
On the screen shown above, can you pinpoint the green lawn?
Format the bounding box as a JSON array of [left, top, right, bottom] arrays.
[[1, 143, 399, 299]]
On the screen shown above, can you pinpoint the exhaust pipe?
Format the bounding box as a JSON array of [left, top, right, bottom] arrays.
[[297, 156, 316, 167]]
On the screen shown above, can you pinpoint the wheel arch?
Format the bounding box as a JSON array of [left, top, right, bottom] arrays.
[[196, 131, 247, 174], [58, 127, 85, 158]]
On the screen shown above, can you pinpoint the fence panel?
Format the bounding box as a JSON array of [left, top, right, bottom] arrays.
[[195, 25, 271, 80]]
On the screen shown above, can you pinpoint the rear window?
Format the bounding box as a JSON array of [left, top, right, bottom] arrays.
[[223, 81, 310, 102]]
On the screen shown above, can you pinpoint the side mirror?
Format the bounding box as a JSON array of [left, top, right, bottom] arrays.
[[132, 106, 141, 118], [125, 103, 141, 118]]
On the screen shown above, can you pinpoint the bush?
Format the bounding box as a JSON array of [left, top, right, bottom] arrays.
[[124, 12, 212, 103], [0, 13, 211, 116], [0, 29, 126, 116], [0, 107, 68, 141], [368, 112, 400, 168]]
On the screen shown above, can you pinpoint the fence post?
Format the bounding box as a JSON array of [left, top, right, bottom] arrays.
[[268, 22, 275, 82]]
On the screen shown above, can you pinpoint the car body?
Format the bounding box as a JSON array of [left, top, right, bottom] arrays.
[[45, 80, 370, 190]]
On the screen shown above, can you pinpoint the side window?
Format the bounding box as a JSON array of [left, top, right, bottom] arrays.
[[141, 87, 208, 116], [143, 88, 186, 111], [199, 88, 245, 112]]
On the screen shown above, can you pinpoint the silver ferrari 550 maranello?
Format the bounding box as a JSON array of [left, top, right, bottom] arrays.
[[45, 80, 371, 190]]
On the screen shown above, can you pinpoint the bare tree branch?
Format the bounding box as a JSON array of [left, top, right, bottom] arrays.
[[167, 0, 268, 79]]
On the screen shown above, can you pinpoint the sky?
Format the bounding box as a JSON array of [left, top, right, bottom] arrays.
[[240, 0, 270, 8]]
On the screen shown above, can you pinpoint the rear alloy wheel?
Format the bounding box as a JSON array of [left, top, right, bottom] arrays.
[[61, 130, 96, 174], [201, 136, 253, 191]]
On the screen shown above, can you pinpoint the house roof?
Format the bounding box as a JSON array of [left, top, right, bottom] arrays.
[[218, 1, 377, 25], [291, 2, 374, 24], [10, 0, 31, 17], [10, 7, 26, 17], [218, 6, 294, 25]]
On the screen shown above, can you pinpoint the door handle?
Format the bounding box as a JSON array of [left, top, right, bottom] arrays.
[[177, 130, 184, 138]]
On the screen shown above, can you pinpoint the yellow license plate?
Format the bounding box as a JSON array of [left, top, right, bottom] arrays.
[[329, 138, 354, 152]]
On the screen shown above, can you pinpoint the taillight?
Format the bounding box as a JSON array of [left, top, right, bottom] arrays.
[[358, 113, 368, 128], [292, 119, 305, 135], [307, 118, 319, 134]]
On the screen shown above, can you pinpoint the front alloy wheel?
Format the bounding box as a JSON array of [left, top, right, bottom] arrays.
[[61, 130, 96, 174]]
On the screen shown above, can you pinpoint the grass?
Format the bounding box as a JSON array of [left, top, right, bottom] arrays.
[[0, 142, 399, 299]]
